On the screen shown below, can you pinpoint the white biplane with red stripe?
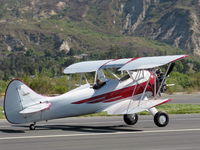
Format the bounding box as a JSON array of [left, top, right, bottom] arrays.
[[4, 55, 188, 130]]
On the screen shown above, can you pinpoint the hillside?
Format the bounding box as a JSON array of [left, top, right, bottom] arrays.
[[0, 0, 199, 79]]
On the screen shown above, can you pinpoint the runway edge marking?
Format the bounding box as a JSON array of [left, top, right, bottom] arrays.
[[1, 128, 200, 140]]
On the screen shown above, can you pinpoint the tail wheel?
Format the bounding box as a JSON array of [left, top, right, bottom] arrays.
[[29, 123, 36, 130], [123, 114, 138, 125], [154, 111, 169, 127]]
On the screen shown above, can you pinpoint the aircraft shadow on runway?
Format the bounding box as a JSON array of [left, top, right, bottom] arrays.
[[15, 124, 142, 133], [0, 129, 25, 133]]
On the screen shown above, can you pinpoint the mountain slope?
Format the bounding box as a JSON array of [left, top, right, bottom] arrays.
[[0, 0, 199, 79], [0, 0, 199, 55]]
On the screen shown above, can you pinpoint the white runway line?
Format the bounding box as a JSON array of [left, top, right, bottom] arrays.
[[1, 128, 200, 140]]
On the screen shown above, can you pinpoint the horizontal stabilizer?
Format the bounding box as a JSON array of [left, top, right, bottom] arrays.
[[19, 102, 52, 115], [102, 98, 171, 115]]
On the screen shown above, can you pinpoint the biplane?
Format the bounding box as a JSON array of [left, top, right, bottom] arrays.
[[4, 55, 188, 130]]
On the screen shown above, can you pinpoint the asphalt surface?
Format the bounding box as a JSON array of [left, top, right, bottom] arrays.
[[164, 93, 200, 104], [1, 93, 200, 106], [1, 114, 200, 150], [1, 94, 200, 149]]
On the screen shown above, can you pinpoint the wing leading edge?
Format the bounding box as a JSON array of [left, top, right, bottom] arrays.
[[63, 55, 188, 74]]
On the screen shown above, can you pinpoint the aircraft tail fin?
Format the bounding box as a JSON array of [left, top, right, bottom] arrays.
[[4, 79, 48, 124]]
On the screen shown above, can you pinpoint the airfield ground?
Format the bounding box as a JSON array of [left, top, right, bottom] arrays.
[[0, 93, 200, 149], [0, 114, 200, 150]]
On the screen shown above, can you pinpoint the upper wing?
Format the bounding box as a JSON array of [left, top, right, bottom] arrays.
[[63, 55, 188, 74], [63, 59, 111, 74], [63, 58, 133, 74], [119, 55, 188, 71]]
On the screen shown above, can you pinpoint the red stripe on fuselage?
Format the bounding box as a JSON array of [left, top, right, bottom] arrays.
[[72, 80, 153, 104]]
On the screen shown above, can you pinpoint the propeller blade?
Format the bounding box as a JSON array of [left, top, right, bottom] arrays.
[[166, 63, 175, 76]]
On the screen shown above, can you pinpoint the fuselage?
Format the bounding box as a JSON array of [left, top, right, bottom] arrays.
[[4, 70, 155, 124], [40, 70, 154, 122]]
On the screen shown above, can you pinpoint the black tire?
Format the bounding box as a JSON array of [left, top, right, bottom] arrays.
[[154, 111, 169, 127], [123, 114, 138, 125], [29, 124, 36, 130]]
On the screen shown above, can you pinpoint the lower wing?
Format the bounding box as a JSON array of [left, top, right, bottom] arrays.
[[100, 98, 171, 115]]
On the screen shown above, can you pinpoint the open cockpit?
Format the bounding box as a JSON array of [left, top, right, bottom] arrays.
[[66, 68, 133, 91]]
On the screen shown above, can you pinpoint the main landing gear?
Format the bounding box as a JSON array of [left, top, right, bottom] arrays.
[[123, 114, 138, 125], [149, 107, 169, 127], [154, 111, 169, 127], [29, 122, 36, 130], [123, 107, 169, 127]]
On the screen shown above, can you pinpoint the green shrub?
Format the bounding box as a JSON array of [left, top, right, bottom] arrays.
[[0, 80, 8, 96]]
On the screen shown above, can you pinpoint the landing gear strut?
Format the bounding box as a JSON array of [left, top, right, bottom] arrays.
[[123, 114, 138, 125], [29, 122, 36, 130]]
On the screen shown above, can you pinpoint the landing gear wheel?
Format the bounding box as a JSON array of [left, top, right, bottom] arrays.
[[154, 111, 169, 127], [29, 123, 36, 130], [123, 114, 138, 125]]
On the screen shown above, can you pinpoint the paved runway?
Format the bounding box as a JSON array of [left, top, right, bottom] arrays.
[[0, 94, 200, 149], [1, 114, 200, 150], [164, 93, 200, 104]]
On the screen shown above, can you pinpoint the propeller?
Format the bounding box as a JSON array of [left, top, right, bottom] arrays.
[[166, 63, 175, 76], [156, 63, 175, 93]]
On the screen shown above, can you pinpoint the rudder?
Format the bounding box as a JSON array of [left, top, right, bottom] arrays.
[[4, 79, 45, 124]]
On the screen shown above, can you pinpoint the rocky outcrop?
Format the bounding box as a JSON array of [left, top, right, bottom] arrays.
[[190, 12, 200, 55], [0, 35, 25, 52], [59, 40, 71, 53], [120, 0, 200, 55], [0, 29, 65, 52], [123, 0, 156, 33]]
